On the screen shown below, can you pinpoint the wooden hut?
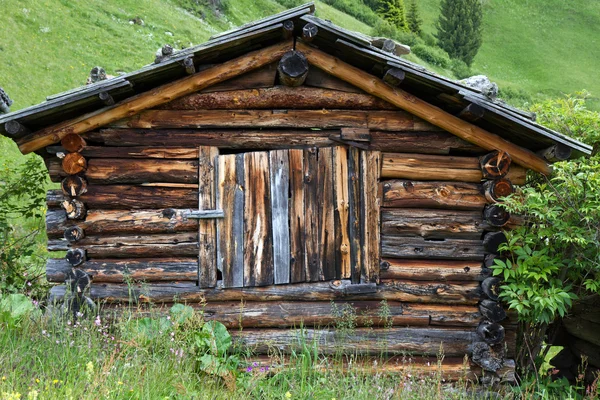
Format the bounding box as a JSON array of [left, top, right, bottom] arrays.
[[0, 3, 591, 383]]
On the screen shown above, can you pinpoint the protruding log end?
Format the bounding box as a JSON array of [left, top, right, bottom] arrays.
[[61, 199, 87, 220], [471, 341, 504, 372], [381, 39, 396, 53], [477, 321, 505, 344], [66, 268, 92, 294], [98, 91, 115, 106], [483, 231, 508, 254], [480, 150, 512, 179], [64, 226, 85, 242], [481, 277, 502, 301], [61, 134, 87, 153], [537, 143, 572, 162], [277, 50, 309, 87], [458, 103, 485, 122], [383, 68, 405, 87], [483, 204, 510, 227], [479, 299, 506, 322], [302, 23, 318, 42], [5, 120, 30, 138], [62, 152, 88, 175], [61, 176, 88, 197], [282, 20, 294, 39], [66, 248, 87, 267], [88, 67, 107, 84], [183, 57, 196, 75], [483, 178, 514, 203]]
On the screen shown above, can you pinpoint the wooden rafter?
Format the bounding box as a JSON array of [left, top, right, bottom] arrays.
[[295, 41, 552, 175], [17, 40, 293, 154]]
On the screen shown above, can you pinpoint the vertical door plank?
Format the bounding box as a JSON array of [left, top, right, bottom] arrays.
[[289, 149, 306, 283], [217, 154, 244, 288], [361, 150, 381, 283], [333, 146, 351, 279], [270, 150, 291, 285], [304, 147, 320, 281], [318, 147, 336, 280], [198, 146, 219, 288], [348, 147, 362, 284], [243, 152, 274, 287]]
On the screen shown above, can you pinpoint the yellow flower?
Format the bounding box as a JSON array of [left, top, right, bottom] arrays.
[[285, 392, 292, 399], [52, 379, 59, 384], [1, 376, 6, 381], [27, 389, 39, 400], [118, 381, 123, 385], [86, 362, 94, 374], [35, 379, 40, 383]]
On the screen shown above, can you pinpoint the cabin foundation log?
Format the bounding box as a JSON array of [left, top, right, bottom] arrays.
[[379, 259, 491, 282]]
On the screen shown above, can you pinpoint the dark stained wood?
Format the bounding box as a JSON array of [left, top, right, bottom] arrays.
[[318, 147, 336, 280], [277, 50, 309, 87], [381, 208, 492, 239], [381, 236, 486, 261], [4, 120, 30, 138], [160, 86, 397, 110], [537, 143, 572, 162], [302, 22, 318, 42], [288, 149, 306, 283], [282, 20, 294, 39], [183, 57, 195, 75], [481, 277, 502, 301], [61, 176, 88, 197], [383, 68, 405, 87], [217, 154, 245, 288], [61, 199, 87, 220], [379, 280, 482, 304], [381, 180, 487, 210], [198, 146, 219, 288], [479, 151, 512, 179], [46, 258, 198, 283], [479, 299, 507, 322], [61, 133, 87, 153], [61, 153, 87, 175], [270, 150, 291, 284], [47, 186, 198, 210], [66, 248, 86, 267], [243, 152, 273, 287], [304, 148, 320, 281], [340, 127, 371, 142], [457, 103, 485, 122], [471, 342, 504, 372], [362, 150, 381, 283], [483, 204, 510, 227], [99, 91, 115, 106], [46, 209, 198, 238], [380, 259, 491, 282], [64, 226, 85, 242], [477, 321, 505, 345], [483, 231, 508, 254], [348, 147, 362, 284], [304, 67, 363, 94], [483, 179, 514, 203], [111, 109, 438, 132], [333, 146, 350, 279]]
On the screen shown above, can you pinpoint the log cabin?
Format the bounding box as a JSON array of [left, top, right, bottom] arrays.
[[0, 3, 592, 384]]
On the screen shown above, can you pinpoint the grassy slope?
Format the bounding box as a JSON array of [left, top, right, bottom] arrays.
[[415, 0, 600, 109]]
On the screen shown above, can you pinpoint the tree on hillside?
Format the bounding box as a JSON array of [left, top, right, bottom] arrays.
[[378, 0, 409, 32], [435, 0, 483, 66], [407, 0, 422, 35]]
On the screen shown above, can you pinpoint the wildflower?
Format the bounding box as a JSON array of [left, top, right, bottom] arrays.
[[246, 366, 252, 372], [118, 381, 123, 385], [86, 361, 94, 374], [27, 389, 39, 400], [52, 379, 59, 384], [94, 316, 101, 326], [35, 379, 39, 383], [1, 376, 6, 380], [285, 392, 292, 399]]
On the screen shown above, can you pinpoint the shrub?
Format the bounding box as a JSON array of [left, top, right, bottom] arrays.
[[450, 59, 473, 80], [411, 44, 451, 68], [420, 31, 436, 47]]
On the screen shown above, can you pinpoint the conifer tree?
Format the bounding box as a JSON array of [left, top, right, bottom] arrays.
[[435, 0, 483, 66], [378, 0, 409, 32], [407, 0, 422, 35]]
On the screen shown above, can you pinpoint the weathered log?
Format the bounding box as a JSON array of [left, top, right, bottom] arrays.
[[110, 109, 439, 132], [197, 146, 219, 288], [371, 38, 410, 56], [381, 236, 486, 261], [537, 143, 572, 162], [160, 86, 397, 110], [277, 50, 309, 87], [48, 232, 198, 258], [66, 248, 86, 267], [479, 299, 506, 322], [471, 342, 503, 372], [61, 176, 88, 197], [61, 199, 87, 220], [383, 68, 405, 87], [569, 339, 600, 368], [563, 316, 600, 347], [484, 178, 515, 203], [5, 120, 30, 138], [64, 226, 85, 242], [340, 127, 371, 142], [232, 327, 476, 356], [381, 180, 487, 210], [457, 103, 485, 122], [61, 134, 87, 153], [379, 280, 482, 304], [479, 150, 512, 179], [46, 209, 198, 238], [182, 57, 195, 75], [98, 91, 115, 106], [482, 204, 510, 227], [304, 66, 363, 93], [296, 41, 552, 175], [381, 153, 526, 184], [381, 208, 493, 239], [48, 145, 201, 159], [302, 22, 318, 42], [477, 321, 505, 345], [61, 152, 87, 175], [282, 20, 294, 39], [348, 148, 362, 284], [569, 294, 600, 324], [65, 268, 92, 294], [46, 258, 197, 283], [198, 62, 278, 94], [379, 259, 491, 282], [333, 147, 351, 279], [481, 277, 502, 301], [482, 231, 508, 254], [362, 150, 381, 283]]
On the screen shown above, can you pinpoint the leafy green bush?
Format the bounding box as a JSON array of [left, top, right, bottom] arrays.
[[450, 59, 473, 80], [420, 31, 436, 47], [411, 44, 451, 68], [498, 85, 534, 107], [0, 293, 41, 328]]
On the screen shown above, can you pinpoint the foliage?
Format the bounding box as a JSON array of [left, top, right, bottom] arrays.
[[318, 0, 381, 26], [377, 0, 409, 32], [0, 293, 41, 328], [411, 44, 451, 68], [0, 156, 48, 298], [449, 59, 474, 79], [406, 0, 422, 35], [435, 0, 483, 66]]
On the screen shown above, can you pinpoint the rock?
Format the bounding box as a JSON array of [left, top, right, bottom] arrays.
[[155, 44, 174, 64], [0, 86, 13, 114], [461, 75, 499, 100]]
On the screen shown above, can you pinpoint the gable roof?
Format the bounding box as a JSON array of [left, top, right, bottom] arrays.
[[0, 2, 592, 160]]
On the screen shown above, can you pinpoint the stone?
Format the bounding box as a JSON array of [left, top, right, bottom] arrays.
[[461, 75, 499, 100]]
